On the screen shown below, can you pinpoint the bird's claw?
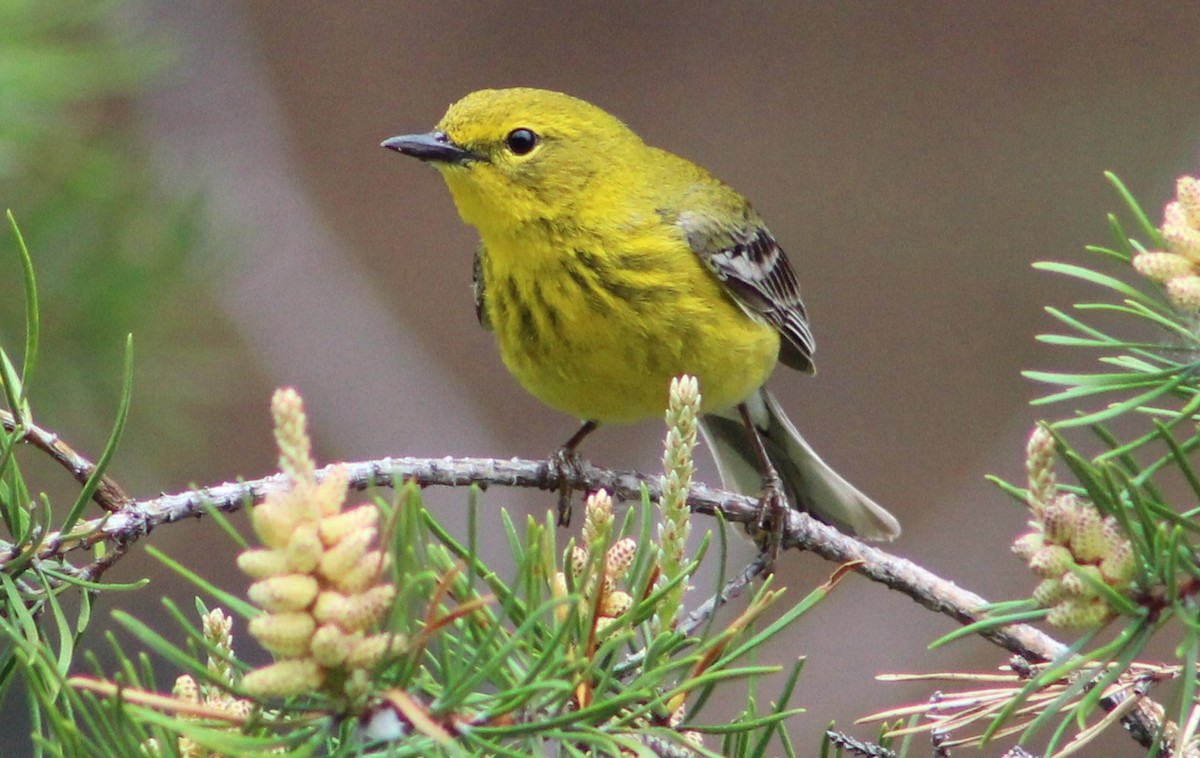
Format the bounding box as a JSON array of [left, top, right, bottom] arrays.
[[752, 475, 788, 574], [549, 447, 584, 527]]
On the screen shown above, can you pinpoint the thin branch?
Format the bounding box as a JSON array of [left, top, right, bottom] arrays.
[[0, 453, 1081, 663], [0, 454, 1065, 662], [0, 453, 1170, 752], [677, 555, 767, 639], [1, 409, 129, 510]]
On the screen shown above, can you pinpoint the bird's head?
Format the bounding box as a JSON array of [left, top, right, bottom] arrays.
[[383, 88, 643, 231]]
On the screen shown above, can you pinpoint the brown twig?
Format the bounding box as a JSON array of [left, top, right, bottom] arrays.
[[0, 409, 129, 510]]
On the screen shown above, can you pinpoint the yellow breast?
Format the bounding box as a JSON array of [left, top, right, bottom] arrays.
[[481, 225, 780, 423]]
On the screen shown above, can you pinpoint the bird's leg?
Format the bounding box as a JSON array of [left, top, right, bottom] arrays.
[[737, 403, 787, 572], [550, 420, 599, 527]]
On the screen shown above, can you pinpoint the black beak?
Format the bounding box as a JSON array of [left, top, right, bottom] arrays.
[[381, 131, 477, 164]]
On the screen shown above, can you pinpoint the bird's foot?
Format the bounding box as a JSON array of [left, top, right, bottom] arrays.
[[752, 475, 788, 574], [549, 446, 586, 527]]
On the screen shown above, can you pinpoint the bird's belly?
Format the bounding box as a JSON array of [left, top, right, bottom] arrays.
[[490, 273, 780, 423]]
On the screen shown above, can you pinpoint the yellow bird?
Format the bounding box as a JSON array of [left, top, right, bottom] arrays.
[[383, 88, 899, 546]]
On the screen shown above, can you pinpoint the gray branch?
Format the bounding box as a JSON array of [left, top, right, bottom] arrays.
[[0, 454, 1168, 752]]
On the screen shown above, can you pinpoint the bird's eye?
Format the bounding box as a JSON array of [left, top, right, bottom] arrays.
[[505, 128, 539, 155]]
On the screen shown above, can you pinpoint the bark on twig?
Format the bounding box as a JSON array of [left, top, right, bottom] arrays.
[[0, 453, 1170, 753]]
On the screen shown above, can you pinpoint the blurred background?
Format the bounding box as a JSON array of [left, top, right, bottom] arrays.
[[3, 2, 1199, 754]]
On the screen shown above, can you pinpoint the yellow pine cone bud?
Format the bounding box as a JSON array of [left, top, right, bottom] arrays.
[[227, 699, 255, 721], [312, 466, 350, 518], [237, 548, 290, 579], [1166, 275, 1200, 313], [582, 489, 614, 545], [331, 550, 390, 595], [1069, 506, 1106, 563], [570, 545, 588, 579], [1042, 496, 1077, 544], [1164, 206, 1200, 261], [1046, 596, 1111, 629], [1028, 544, 1073, 578], [309, 623, 360, 668], [346, 632, 403, 669], [1012, 532, 1045, 561], [251, 501, 307, 550], [602, 590, 633, 618], [271, 388, 315, 485], [203, 608, 233, 649], [601, 571, 615, 595], [670, 702, 687, 728], [241, 658, 324, 697], [1061, 565, 1103, 599], [319, 504, 379, 547], [1025, 425, 1057, 511], [285, 522, 323, 573], [1100, 516, 1126, 551], [318, 527, 377, 583], [1178, 176, 1200, 228], [1032, 577, 1066, 606], [605, 538, 637, 582], [1100, 543, 1136, 586], [313, 585, 396, 633], [1164, 200, 1189, 232], [248, 611, 316, 657], [1131, 252, 1196, 284], [173, 674, 200, 703], [247, 574, 319, 613]]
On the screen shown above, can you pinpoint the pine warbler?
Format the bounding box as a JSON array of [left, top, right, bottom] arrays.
[[383, 88, 899, 545]]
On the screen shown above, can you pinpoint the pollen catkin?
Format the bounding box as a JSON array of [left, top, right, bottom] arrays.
[[1012, 426, 1137, 629], [239, 389, 403, 707], [581, 489, 614, 547], [309, 623, 353, 668], [285, 522, 324, 573], [237, 548, 291, 579], [606, 538, 637, 581], [1166, 276, 1200, 313], [551, 488, 638, 635], [319, 504, 380, 546], [318, 527, 377, 581], [247, 574, 320, 613], [1178, 176, 1200, 228], [145, 608, 257, 757], [241, 659, 325, 698], [657, 375, 701, 627], [1132, 252, 1195, 284], [1131, 174, 1200, 312], [1025, 424, 1057, 514], [332, 551, 390, 595], [249, 612, 315, 657]]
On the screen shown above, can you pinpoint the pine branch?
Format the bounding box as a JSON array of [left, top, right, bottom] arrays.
[[0, 451, 1171, 752], [0, 453, 1069, 663], [1, 408, 129, 511]]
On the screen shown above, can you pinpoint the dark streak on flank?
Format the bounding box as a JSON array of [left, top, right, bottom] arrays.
[[529, 281, 564, 350], [500, 277, 538, 349], [515, 297, 540, 349], [602, 276, 667, 309], [610, 252, 657, 272], [574, 248, 607, 274], [564, 254, 611, 314]]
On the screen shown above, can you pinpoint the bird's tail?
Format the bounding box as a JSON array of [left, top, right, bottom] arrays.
[[699, 388, 901, 541]]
